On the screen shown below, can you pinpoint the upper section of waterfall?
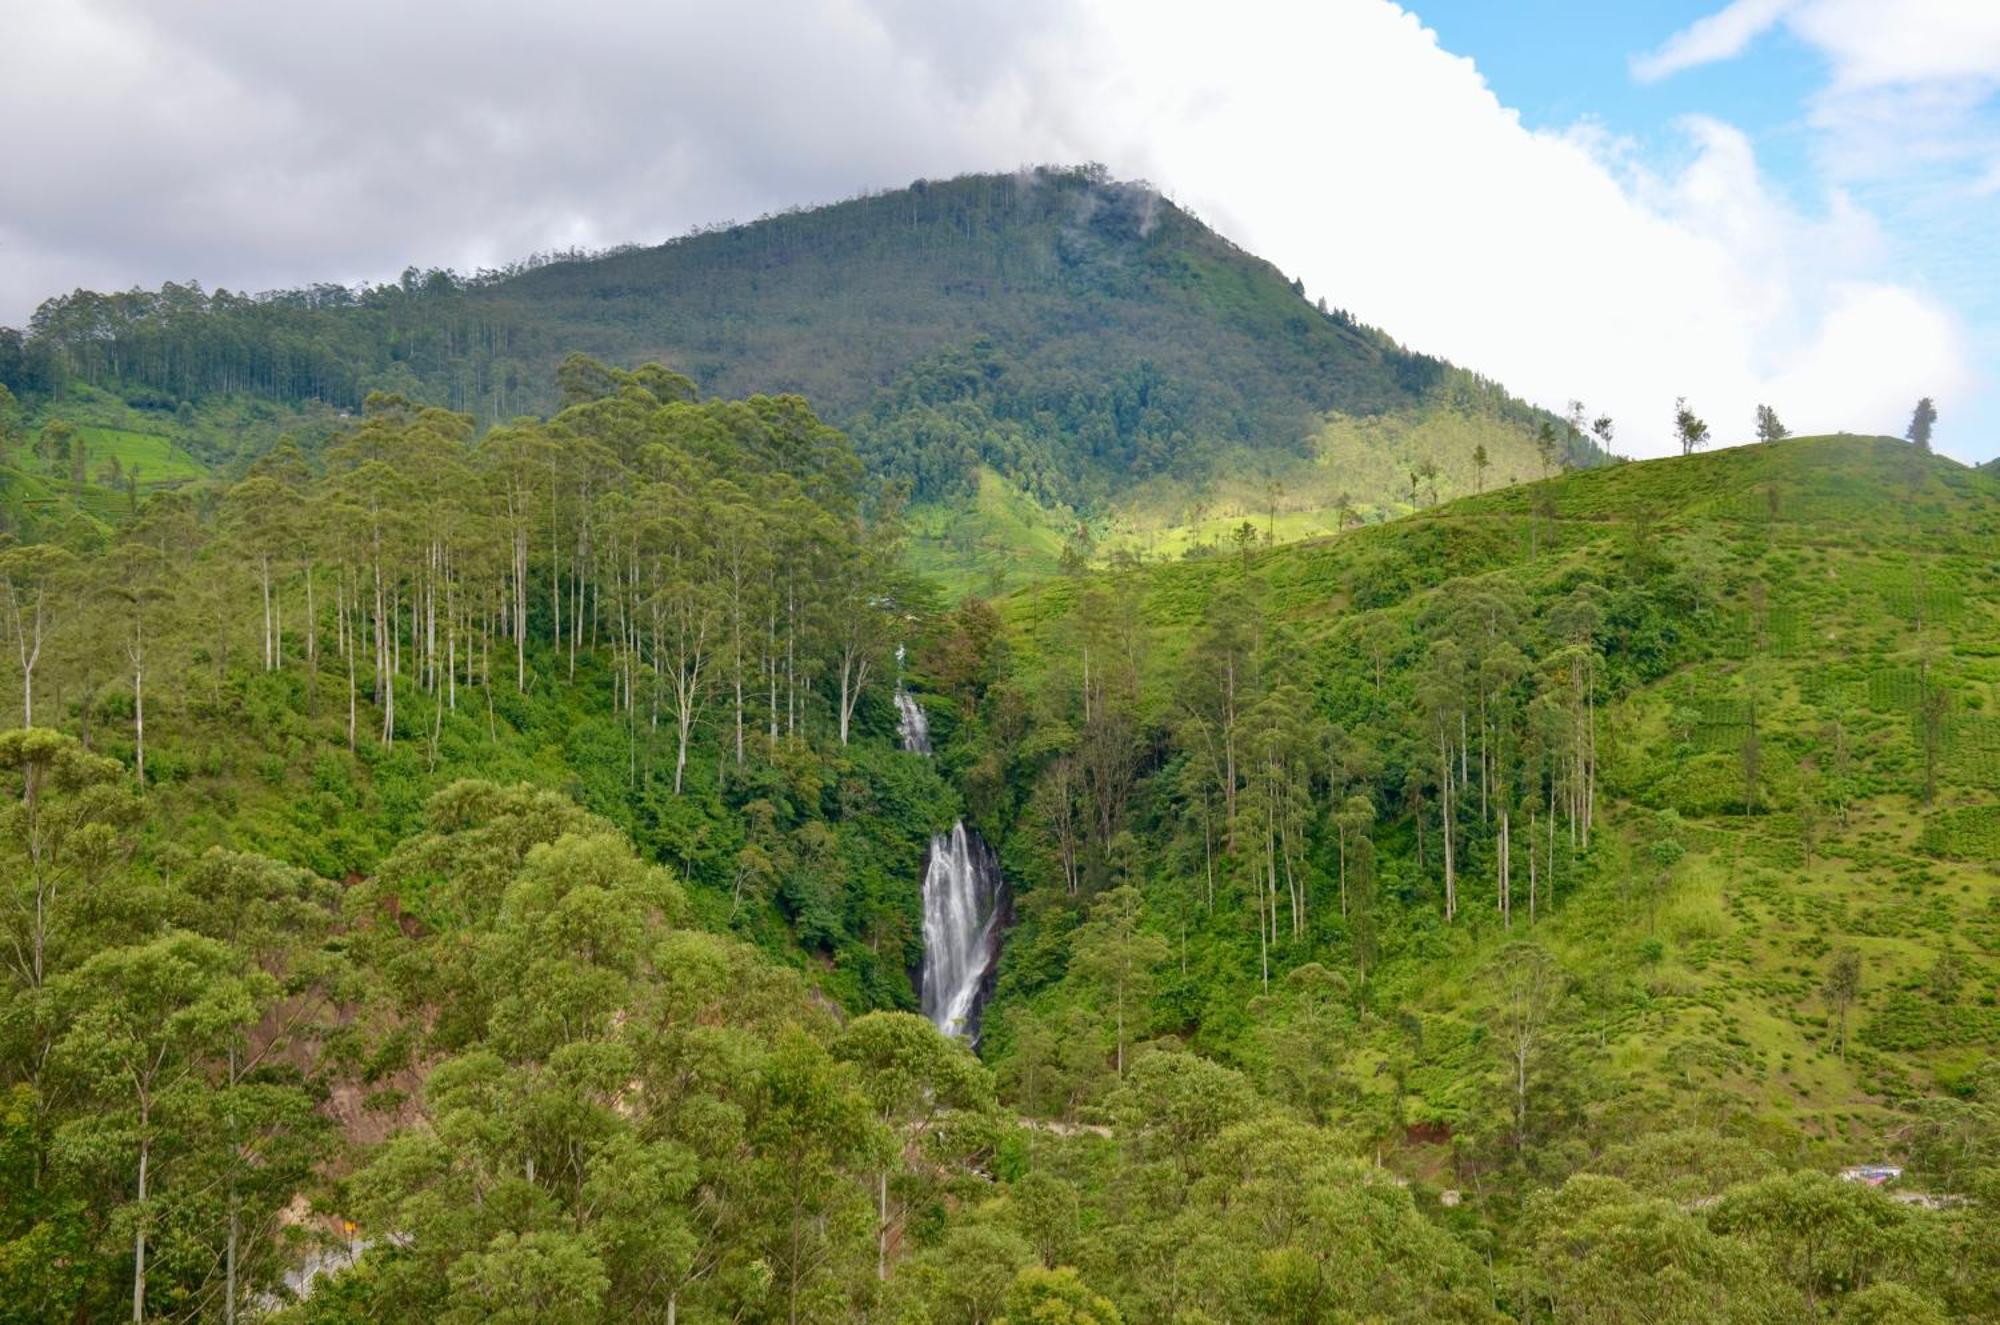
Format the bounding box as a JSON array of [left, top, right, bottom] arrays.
[[894, 687, 931, 756]]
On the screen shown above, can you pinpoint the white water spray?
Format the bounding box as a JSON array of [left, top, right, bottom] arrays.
[[918, 823, 1005, 1040], [896, 685, 1005, 1040], [894, 687, 931, 755]]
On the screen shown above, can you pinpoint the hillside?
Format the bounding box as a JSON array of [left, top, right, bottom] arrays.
[[886, 435, 2000, 1315], [3, 354, 2000, 1320], [4, 168, 1599, 582], [957, 435, 2000, 1123]]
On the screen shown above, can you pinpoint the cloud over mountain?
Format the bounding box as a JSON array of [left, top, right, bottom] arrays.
[[1, 0, 1982, 456]]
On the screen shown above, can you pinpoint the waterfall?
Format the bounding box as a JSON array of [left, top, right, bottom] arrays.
[[919, 824, 1006, 1040], [896, 686, 1005, 1041], [894, 687, 931, 755]]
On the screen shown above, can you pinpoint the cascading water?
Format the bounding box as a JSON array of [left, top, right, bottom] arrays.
[[894, 688, 931, 756], [896, 685, 1006, 1041], [918, 824, 1006, 1040]]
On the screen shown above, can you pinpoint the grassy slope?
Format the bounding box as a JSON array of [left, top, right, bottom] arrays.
[[905, 467, 1074, 596], [70, 424, 206, 482], [905, 403, 1557, 594], [991, 436, 2000, 1155], [1095, 406, 1554, 555]]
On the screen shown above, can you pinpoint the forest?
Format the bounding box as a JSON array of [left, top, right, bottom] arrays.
[[0, 169, 1599, 590], [0, 339, 1997, 1324]]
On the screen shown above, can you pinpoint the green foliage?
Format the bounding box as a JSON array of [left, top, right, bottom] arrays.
[[0, 321, 1995, 1325], [12, 171, 1596, 586]]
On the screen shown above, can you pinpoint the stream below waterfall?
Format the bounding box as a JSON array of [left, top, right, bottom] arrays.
[[896, 688, 1007, 1041]]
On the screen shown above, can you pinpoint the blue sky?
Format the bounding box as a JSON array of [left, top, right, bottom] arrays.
[[1415, 0, 1997, 461]]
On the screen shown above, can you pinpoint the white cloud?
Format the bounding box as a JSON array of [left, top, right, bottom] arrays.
[[1622, 0, 1995, 458], [1635, 0, 2000, 184], [1631, 0, 1798, 84], [0, 0, 1982, 458], [1793, 0, 2000, 90], [1058, 2, 1969, 456], [1636, 0, 2000, 88]]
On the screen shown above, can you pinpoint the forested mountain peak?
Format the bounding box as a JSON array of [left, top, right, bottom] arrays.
[[5, 168, 1586, 535]]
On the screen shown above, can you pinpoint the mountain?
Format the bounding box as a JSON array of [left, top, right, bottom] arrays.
[[3, 167, 1596, 582]]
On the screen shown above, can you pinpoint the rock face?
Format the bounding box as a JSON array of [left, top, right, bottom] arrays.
[[897, 687, 1008, 1042]]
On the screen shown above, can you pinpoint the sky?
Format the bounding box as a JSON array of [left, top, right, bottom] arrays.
[[2, 0, 1995, 462]]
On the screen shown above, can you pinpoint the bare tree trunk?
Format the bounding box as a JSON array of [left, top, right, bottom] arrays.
[[260, 554, 272, 671], [132, 1128, 149, 1323], [132, 654, 144, 794], [1337, 821, 1349, 917], [837, 649, 868, 747], [1528, 809, 1538, 924], [1440, 729, 1457, 921], [224, 1196, 239, 1325]]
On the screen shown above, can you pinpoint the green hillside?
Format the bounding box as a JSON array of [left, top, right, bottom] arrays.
[[888, 434, 2000, 1316], [6, 169, 1599, 582], [961, 435, 2000, 1120], [4, 349, 2000, 1322]]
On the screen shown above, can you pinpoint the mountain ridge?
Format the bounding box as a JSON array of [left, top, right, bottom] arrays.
[[4, 168, 1601, 562]]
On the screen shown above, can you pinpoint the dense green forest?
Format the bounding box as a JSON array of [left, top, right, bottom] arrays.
[[0, 169, 1603, 588], [2, 333, 1998, 1322]]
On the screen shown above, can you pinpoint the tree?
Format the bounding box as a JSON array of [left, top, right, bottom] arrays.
[[1072, 886, 1167, 1078], [0, 729, 135, 992], [0, 383, 19, 456], [1006, 1170, 1081, 1269], [1418, 458, 1440, 506], [1491, 942, 1565, 1154], [0, 544, 78, 727], [1673, 398, 1710, 456], [826, 496, 900, 750], [1824, 948, 1862, 1061], [1331, 793, 1374, 918], [832, 1011, 992, 1280], [1416, 637, 1467, 921], [56, 932, 274, 1323], [1708, 1170, 1910, 1320], [1003, 1266, 1123, 1324], [1535, 422, 1558, 478], [1530, 1175, 1799, 1324], [445, 1231, 610, 1324], [752, 1028, 883, 1324], [1907, 397, 1937, 453], [96, 539, 172, 792], [1591, 414, 1615, 456], [886, 1224, 1031, 1323], [174, 849, 339, 1324], [37, 419, 74, 471], [1755, 404, 1789, 443], [1472, 443, 1490, 493]]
